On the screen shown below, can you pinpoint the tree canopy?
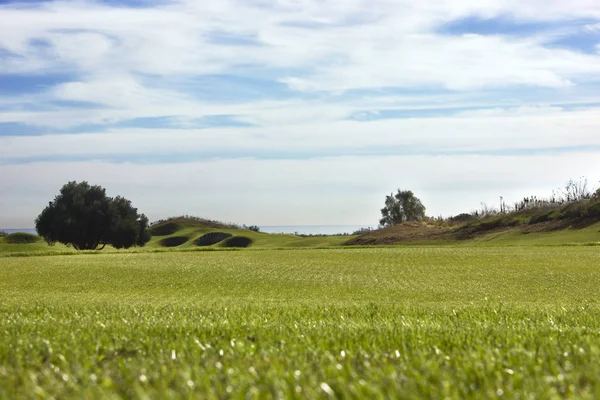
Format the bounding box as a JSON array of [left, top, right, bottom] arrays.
[[380, 189, 426, 227], [35, 181, 151, 250]]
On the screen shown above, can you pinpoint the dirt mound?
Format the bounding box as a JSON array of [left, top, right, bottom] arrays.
[[344, 222, 449, 245], [221, 236, 253, 248], [195, 232, 233, 246], [159, 236, 189, 247]]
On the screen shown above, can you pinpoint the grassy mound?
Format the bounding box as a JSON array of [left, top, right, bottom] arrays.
[[347, 198, 600, 246], [4, 232, 40, 244], [159, 236, 189, 248], [455, 198, 600, 239], [150, 222, 182, 236], [195, 232, 233, 247], [149, 216, 242, 238], [152, 216, 239, 230], [221, 236, 253, 248]]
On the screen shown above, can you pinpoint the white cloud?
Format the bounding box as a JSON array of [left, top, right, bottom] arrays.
[[1, 0, 600, 90], [2, 0, 600, 227], [584, 22, 600, 32], [2, 107, 600, 161]]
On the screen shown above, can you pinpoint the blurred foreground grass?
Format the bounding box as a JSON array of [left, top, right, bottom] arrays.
[[1, 247, 600, 398]]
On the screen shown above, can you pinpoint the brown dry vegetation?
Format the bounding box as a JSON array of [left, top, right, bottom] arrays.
[[344, 222, 451, 245], [346, 197, 600, 246]]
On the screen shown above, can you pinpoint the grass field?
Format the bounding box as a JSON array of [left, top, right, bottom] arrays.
[[2, 247, 600, 398]]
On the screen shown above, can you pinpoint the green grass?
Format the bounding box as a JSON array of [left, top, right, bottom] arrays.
[[0, 237, 72, 255], [2, 247, 600, 398], [143, 225, 352, 249], [2, 215, 598, 257], [3, 232, 40, 244]]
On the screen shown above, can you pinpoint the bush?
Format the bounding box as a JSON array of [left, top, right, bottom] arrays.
[[0, 231, 7, 237], [221, 236, 253, 248], [5, 232, 40, 244], [450, 213, 477, 223], [150, 216, 241, 230], [159, 236, 189, 247], [352, 227, 375, 235], [195, 232, 233, 246], [559, 201, 588, 220], [587, 201, 600, 218], [528, 209, 557, 225]]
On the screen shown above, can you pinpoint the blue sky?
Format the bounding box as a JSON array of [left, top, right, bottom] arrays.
[[1, 0, 600, 227]]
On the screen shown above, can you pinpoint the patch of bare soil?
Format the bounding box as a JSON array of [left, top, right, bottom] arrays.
[[344, 222, 451, 245]]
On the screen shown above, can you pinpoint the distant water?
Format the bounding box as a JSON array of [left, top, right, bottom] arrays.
[[1, 226, 376, 236], [259, 225, 377, 235], [1, 228, 37, 235]]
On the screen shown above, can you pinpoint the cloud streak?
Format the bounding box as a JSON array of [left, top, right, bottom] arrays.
[[1, 0, 600, 226]]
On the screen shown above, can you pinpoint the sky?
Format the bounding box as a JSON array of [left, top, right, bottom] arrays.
[[1, 0, 600, 228]]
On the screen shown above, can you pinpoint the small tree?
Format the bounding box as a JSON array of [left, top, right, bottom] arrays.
[[35, 181, 151, 250], [380, 189, 426, 227]]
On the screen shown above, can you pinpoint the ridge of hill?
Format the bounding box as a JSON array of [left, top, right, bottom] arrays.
[[3, 203, 600, 255], [149, 216, 241, 236], [145, 217, 350, 249], [345, 198, 600, 246]]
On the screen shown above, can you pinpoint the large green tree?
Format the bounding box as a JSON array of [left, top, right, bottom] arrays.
[[35, 181, 151, 250], [380, 189, 426, 227]]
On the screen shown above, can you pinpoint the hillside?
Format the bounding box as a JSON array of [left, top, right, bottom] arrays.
[[0, 217, 353, 255], [345, 198, 600, 246], [3, 204, 600, 255], [146, 217, 351, 249]]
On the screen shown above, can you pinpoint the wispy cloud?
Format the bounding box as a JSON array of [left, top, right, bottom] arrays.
[[1, 0, 600, 226]]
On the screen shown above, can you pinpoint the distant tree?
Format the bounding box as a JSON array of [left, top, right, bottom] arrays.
[[244, 225, 261, 232], [35, 181, 151, 250], [379, 189, 426, 227]]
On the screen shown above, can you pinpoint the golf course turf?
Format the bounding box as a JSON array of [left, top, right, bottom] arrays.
[[1, 246, 600, 398]]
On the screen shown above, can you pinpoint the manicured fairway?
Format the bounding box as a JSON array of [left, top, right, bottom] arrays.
[[1, 247, 600, 398]]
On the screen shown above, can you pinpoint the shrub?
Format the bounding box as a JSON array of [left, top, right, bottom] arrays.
[[528, 209, 558, 225], [587, 201, 600, 218], [352, 227, 375, 235], [5, 232, 40, 244], [0, 231, 7, 237], [221, 236, 253, 248], [159, 236, 189, 247], [559, 201, 588, 220], [195, 232, 233, 246], [150, 216, 241, 230], [450, 213, 477, 223]]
